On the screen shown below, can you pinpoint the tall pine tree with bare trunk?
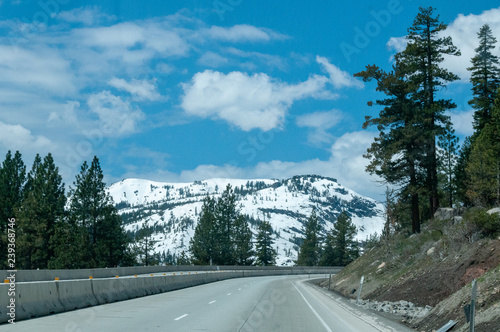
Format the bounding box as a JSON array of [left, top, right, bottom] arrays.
[[467, 24, 500, 135], [400, 7, 460, 218]]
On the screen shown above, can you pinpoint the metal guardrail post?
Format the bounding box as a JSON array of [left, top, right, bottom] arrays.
[[436, 320, 458, 332], [356, 276, 364, 305], [470, 279, 477, 332]]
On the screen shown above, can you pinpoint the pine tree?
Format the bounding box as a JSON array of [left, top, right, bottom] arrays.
[[296, 209, 321, 266], [0, 151, 26, 269], [466, 92, 500, 206], [69, 156, 131, 268], [176, 251, 191, 265], [190, 195, 217, 264], [233, 215, 254, 265], [255, 220, 276, 266], [355, 62, 426, 233], [467, 24, 500, 134], [321, 212, 359, 266], [438, 124, 459, 207], [135, 227, 158, 266], [400, 6, 461, 217], [454, 136, 473, 207], [17, 154, 66, 269], [49, 218, 89, 269], [190, 186, 253, 266], [215, 184, 239, 265]]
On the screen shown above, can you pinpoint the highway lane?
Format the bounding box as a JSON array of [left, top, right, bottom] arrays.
[[3, 275, 414, 332]]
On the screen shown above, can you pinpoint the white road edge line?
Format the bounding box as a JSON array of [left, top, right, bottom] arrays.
[[293, 283, 332, 332], [174, 314, 188, 321], [209, 300, 216, 304]]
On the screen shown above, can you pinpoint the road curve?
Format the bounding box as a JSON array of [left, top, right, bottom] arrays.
[[3, 275, 414, 332]]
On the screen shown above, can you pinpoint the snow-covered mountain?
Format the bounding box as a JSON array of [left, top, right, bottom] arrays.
[[108, 175, 385, 266]]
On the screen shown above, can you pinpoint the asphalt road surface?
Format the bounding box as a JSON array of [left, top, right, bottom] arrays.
[[3, 275, 415, 332]]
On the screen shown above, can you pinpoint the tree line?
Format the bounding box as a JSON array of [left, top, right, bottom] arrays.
[[189, 184, 360, 267], [189, 184, 277, 266], [0, 152, 133, 269], [296, 209, 359, 266], [357, 7, 500, 234]]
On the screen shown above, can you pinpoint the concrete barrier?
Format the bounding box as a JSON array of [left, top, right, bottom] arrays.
[[0, 266, 341, 282], [8, 282, 61, 321], [0, 267, 340, 324]]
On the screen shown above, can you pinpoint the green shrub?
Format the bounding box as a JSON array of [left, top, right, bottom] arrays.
[[464, 209, 500, 238]]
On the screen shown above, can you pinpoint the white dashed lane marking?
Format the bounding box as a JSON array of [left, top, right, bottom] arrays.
[[174, 314, 188, 321]]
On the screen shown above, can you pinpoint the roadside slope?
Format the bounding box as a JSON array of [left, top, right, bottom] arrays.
[[318, 212, 500, 332]]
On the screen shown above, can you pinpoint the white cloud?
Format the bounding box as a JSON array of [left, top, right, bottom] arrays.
[[87, 91, 145, 136], [108, 77, 162, 101], [448, 109, 474, 136], [296, 110, 343, 129], [155, 62, 175, 74], [225, 47, 287, 71], [57, 7, 115, 26], [181, 70, 333, 131], [0, 45, 76, 96], [157, 130, 383, 200], [316, 56, 364, 89], [386, 7, 500, 81], [443, 7, 500, 80], [48, 101, 80, 124], [296, 110, 344, 145], [70, 21, 189, 74], [0, 121, 52, 151], [203, 24, 287, 42], [386, 36, 407, 53], [197, 51, 229, 67]]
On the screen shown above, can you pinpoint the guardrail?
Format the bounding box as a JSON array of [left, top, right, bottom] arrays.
[[1, 265, 340, 282], [0, 266, 341, 324]]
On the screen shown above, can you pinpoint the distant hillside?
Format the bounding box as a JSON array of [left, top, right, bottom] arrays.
[[108, 175, 385, 265]]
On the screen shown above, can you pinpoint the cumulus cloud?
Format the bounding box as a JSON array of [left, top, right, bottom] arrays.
[[296, 110, 344, 145], [57, 7, 116, 26], [68, 21, 189, 77], [0, 121, 52, 151], [443, 7, 500, 80], [316, 56, 364, 89], [448, 109, 474, 136], [197, 51, 229, 68], [48, 101, 80, 124], [87, 91, 145, 136], [108, 77, 162, 101], [203, 24, 288, 42], [386, 36, 407, 53], [386, 7, 500, 81], [225, 47, 287, 71], [0, 45, 76, 96], [162, 130, 383, 199], [180, 70, 333, 131]]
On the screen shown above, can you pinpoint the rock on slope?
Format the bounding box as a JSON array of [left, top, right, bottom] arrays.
[[321, 209, 500, 331], [107, 175, 385, 265]]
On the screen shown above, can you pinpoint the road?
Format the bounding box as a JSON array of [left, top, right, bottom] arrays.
[[3, 275, 414, 332]]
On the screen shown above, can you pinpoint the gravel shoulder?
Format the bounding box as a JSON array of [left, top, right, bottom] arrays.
[[307, 279, 417, 332], [314, 229, 500, 332]]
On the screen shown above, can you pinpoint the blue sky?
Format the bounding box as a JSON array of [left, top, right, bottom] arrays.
[[0, 0, 499, 200]]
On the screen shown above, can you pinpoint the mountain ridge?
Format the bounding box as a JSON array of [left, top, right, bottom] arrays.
[[107, 174, 385, 265]]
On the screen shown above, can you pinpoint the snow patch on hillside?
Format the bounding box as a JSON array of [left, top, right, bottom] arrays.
[[108, 175, 385, 266]]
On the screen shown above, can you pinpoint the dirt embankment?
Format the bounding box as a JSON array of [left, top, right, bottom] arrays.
[[318, 217, 500, 332]]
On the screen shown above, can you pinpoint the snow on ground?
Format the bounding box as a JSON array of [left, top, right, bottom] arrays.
[[108, 175, 385, 266]]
